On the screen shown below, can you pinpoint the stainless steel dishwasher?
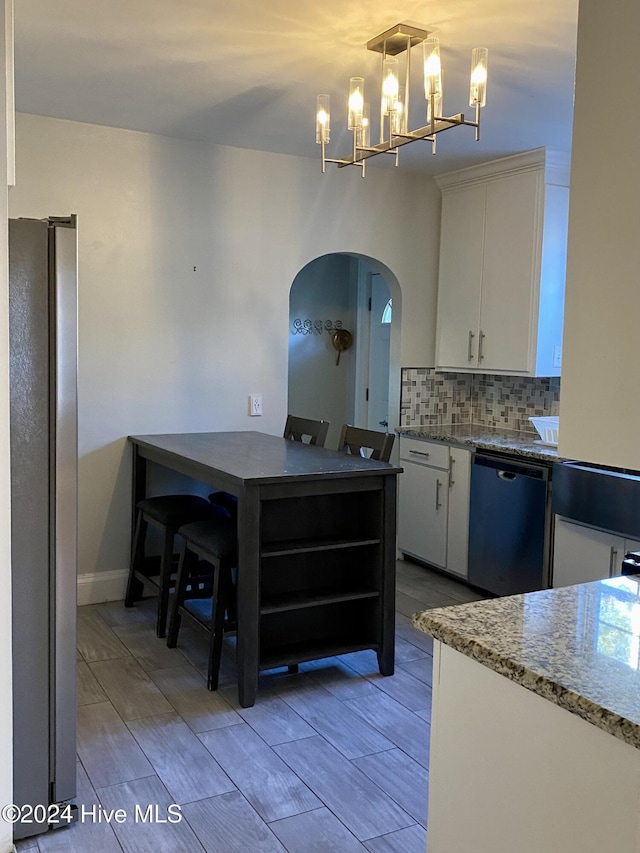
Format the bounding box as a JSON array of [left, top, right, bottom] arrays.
[[468, 452, 552, 595]]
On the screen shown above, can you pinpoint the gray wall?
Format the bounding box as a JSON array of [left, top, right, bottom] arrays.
[[10, 112, 439, 590]]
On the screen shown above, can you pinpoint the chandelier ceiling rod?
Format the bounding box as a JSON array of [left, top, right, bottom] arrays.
[[316, 22, 489, 177]]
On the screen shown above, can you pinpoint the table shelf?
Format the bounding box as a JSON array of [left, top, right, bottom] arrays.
[[259, 596, 380, 668], [261, 586, 379, 615], [260, 636, 379, 671], [261, 537, 381, 558]]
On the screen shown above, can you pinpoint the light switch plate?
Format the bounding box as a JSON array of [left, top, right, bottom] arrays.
[[553, 345, 562, 368]]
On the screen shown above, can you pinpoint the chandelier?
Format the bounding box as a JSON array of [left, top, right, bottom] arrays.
[[316, 23, 488, 176]]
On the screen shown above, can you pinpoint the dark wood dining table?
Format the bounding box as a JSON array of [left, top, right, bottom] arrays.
[[128, 431, 402, 707]]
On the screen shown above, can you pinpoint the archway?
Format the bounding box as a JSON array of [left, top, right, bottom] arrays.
[[287, 253, 401, 453]]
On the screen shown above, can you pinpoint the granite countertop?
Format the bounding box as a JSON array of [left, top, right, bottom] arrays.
[[413, 576, 640, 749], [396, 424, 559, 461]]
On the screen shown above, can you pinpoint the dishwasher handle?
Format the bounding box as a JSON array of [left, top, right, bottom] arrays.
[[473, 452, 550, 481]]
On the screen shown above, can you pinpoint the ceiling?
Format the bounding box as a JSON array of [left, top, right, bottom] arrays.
[[13, 0, 579, 176]]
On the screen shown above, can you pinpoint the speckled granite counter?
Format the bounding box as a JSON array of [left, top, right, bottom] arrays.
[[396, 424, 560, 461], [413, 576, 640, 748]]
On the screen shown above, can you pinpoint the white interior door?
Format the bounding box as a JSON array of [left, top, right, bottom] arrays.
[[367, 273, 391, 431]]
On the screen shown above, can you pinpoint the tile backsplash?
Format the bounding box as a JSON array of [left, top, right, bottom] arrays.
[[400, 368, 560, 433]]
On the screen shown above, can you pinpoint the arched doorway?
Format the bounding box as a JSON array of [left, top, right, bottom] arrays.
[[287, 253, 400, 452]]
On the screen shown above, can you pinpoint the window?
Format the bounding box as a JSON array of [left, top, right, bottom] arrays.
[[381, 299, 392, 325]]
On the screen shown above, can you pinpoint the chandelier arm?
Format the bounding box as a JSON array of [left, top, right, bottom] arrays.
[[402, 115, 465, 138], [356, 145, 401, 162], [459, 102, 482, 140], [335, 114, 465, 167]]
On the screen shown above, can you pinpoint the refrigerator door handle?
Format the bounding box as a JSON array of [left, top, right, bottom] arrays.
[[51, 219, 78, 803]]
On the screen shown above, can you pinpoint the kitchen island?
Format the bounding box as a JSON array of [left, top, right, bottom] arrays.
[[414, 577, 640, 852], [129, 431, 401, 707]]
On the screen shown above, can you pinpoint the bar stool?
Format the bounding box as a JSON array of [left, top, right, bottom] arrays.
[[167, 509, 238, 691], [125, 494, 224, 638]]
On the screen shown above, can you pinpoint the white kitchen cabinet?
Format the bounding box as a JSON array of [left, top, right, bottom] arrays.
[[397, 436, 470, 578], [435, 148, 570, 377], [446, 446, 471, 577], [553, 516, 640, 587], [427, 642, 640, 853]]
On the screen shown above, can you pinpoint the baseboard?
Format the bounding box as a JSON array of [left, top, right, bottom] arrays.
[[77, 569, 128, 606]]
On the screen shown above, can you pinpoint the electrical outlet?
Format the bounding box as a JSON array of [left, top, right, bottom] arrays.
[[249, 394, 263, 416], [552, 345, 562, 368]]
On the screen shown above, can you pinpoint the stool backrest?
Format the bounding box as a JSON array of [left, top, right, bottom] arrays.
[[338, 424, 395, 463], [284, 415, 330, 447]]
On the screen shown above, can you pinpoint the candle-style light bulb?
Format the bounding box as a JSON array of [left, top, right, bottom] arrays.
[[316, 94, 330, 143], [469, 48, 489, 107], [348, 77, 364, 129], [356, 103, 370, 148], [390, 86, 405, 135], [381, 57, 399, 116], [423, 37, 443, 100]]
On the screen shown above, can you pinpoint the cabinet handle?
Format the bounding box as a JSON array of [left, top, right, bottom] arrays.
[[467, 330, 475, 363], [449, 456, 455, 487], [409, 450, 430, 458], [478, 330, 486, 362], [610, 547, 618, 576], [435, 479, 443, 510]]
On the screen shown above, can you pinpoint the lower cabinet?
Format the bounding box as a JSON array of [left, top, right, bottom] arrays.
[[397, 437, 471, 579], [427, 642, 640, 853], [553, 516, 640, 587], [446, 446, 471, 578]]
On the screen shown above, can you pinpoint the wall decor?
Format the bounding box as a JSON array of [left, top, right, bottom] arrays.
[[291, 318, 343, 335], [331, 328, 354, 365]]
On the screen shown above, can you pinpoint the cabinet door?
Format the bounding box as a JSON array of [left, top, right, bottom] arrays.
[[435, 184, 485, 370], [611, 538, 640, 576], [479, 171, 540, 373], [398, 460, 448, 569], [553, 517, 624, 588], [446, 447, 471, 578]]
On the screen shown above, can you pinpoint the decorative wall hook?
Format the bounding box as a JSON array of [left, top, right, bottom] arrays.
[[332, 329, 354, 365]]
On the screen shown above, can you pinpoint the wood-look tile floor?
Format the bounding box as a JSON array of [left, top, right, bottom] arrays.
[[16, 559, 486, 853]]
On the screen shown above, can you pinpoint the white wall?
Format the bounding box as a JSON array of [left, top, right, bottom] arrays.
[[558, 0, 640, 468], [9, 113, 440, 588], [288, 254, 355, 450], [0, 2, 12, 848]]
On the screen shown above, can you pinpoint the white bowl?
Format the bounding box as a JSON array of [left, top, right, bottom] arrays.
[[529, 416, 559, 446]]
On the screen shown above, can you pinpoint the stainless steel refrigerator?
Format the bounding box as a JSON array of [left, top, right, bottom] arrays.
[[9, 216, 78, 840]]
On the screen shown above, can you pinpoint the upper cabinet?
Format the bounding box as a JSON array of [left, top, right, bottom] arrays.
[[434, 148, 570, 376]]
